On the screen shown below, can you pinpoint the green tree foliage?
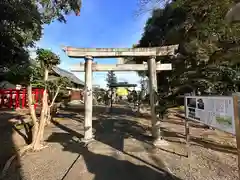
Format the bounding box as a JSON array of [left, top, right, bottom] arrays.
[[37, 0, 82, 23], [34, 48, 71, 92], [106, 71, 117, 87], [25, 48, 61, 88], [29, 49, 71, 150], [134, 0, 240, 108], [48, 76, 72, 103], [36, 48, 60, 69], [0, 0, 82, 73], [0, 0, 42, 69]]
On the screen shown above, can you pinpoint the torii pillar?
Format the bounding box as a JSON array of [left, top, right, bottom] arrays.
[[83, 56, 94, 141], [148, 56, 160, 139], [63, 45, 178, 144]]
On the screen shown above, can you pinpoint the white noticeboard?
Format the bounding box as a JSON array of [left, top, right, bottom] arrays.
[[184, 96, 235, 135]]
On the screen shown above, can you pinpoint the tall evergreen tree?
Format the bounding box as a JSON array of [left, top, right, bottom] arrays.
[[106, 71, 117, 87], [134, 0, 240, 98]]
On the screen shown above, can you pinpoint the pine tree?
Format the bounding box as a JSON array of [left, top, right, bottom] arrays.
[[106, 71, 117, 87]]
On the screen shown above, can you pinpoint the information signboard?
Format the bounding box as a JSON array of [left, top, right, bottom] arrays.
[[185, 96, 235, 134]]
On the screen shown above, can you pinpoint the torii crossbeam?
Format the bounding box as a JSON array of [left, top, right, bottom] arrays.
[[63, 45, 178, 144], [63, 45, 178, 58], [71, 63, 172, 72]]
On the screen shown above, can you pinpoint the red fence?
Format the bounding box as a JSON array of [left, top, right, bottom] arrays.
[[0, 88, 44, 110]]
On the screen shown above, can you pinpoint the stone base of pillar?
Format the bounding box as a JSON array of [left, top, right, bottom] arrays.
[[151, 121, 162, 139], [151, 121, 169, 147], [81, 137, 95, 146], [151, 128, 161, 139], [153, 138, 169, 147]]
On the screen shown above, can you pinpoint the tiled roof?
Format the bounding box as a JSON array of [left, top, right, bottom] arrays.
[[52, 66, 84, 86], [0, 81, 16, 89]]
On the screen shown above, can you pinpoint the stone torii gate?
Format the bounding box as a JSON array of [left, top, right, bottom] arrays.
[[63, 45, 178, 143]]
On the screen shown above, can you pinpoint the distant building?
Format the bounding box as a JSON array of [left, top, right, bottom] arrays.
[[50, 66, 85, 101], [0, 66, 85, 102], [50, 66, 84, 89], [93, 84, 100, 89], [0, 81, 16, 89]]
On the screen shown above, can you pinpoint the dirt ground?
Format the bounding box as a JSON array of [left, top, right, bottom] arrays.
[[0, 105, 238, 180], [0, 110, 31, 170]]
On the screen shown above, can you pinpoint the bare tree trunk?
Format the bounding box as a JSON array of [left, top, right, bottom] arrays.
[[27, 85, 39, 144], [1, 83, 48, 178], [45, 107, 51, 126], [46, 85, 61, 125], [1, 80, 49, 178], [32, 68, 49, 150]]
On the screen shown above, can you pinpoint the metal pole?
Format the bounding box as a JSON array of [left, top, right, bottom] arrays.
[[83, 56, 93, 141], [147, 56, 160, 139], [184, 96, 190, 157], [184, 95, 192, 179], [233, 95, 240, 179]]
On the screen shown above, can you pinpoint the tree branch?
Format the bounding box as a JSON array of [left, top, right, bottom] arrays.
[[27, 84, 38, 124], [49, 85, 61, 107]]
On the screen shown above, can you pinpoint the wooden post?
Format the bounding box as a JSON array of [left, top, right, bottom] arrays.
[[16, 90, 20, 109], [33, 89, 36, 109], [0, 90, 4, 108], [22, 88, 26, 109], [35, 89, 39, 108], [184, 96, 190, 157], [9, 89, 12, 109], [83, 56, 94, 142], [233, 95, 240, 179], [147, 56, 160, 139]]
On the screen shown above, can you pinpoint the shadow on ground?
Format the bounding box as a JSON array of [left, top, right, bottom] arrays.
[[62, 104, 137, 117], [163, 116, 212, 129], [0, 111, 26, 180], [161, 126, 237, 155], [49, 116, 182, 180], [60, 104, 237, 156], [59, 104, 238, 155]]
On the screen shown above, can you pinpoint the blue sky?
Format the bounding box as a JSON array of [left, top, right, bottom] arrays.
[[36, 0, 152, 89]]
